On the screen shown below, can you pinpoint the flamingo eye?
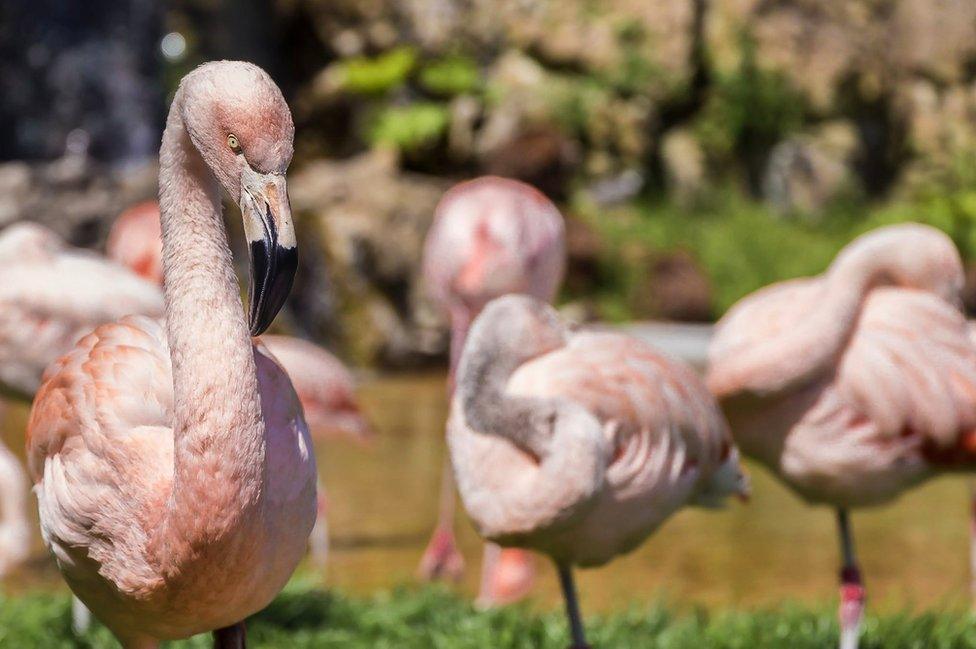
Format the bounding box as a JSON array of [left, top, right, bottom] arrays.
[[227, 134, 242, 153]]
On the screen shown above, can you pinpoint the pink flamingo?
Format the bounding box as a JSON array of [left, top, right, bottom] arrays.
[[27, 61, 316, 648], [418, 176, 566, 607], [0, 221, 163, 591], [706, 223, 975, 649], [450, 295, 748, 647]]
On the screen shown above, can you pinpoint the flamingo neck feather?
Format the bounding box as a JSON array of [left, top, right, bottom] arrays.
[[154, 86, 265, 563]]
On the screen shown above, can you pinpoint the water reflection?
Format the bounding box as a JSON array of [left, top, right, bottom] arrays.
[[2, 373, 972, 612]]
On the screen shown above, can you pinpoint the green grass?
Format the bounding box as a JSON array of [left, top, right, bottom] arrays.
[[3, 585, 976, 648]]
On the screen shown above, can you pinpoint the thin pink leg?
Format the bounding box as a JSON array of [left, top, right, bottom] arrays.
[[837, 509, 865, 649], [417, 456, 465, 581]]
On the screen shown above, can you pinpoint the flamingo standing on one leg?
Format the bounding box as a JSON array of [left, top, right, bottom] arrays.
[[418, 176, 566, 607], [706, 223, 976, 649], [449, 295, 749, 647], [27, 61, 316, 648]]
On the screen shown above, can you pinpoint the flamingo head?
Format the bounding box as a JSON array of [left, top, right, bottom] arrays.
[[179, 60, 298, 335], [834, 223, 964, 307]]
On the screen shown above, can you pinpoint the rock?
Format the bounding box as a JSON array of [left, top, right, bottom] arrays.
[[289, 150, 451, 367], [660, 129, 707, 205], [563, 215, 606, 297], [763, 121, 861, 217], [0, 157, 157, 247], [482, 127, 579, 199], [631, 249, 714, 322]]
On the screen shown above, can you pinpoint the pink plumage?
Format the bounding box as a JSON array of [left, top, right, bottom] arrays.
[[27, 61, 317, 647], [450, 295, 747, 644], [706, 222, 974, 649], [418, 176, 566, 607], [107, 202, 371, 442]]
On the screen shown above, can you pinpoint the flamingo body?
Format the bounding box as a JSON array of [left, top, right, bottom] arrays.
[[28, 317, 315, 642], [423, 176, 565, 320], [706, 223, 974, 649], [451, 307, 747, 567], [707, 224, 976, 506], [27, 61, 316, 647]]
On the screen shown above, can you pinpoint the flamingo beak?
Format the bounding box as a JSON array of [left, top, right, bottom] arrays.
[[240, 166, 298, 336]]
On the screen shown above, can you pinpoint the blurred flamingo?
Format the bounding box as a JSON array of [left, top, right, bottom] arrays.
[[707, 223, 976, 649], [0, 431, 30, 579], [450, 295, 748, 647], [27, 61, 317, 648], [0, 220, 163, 589], [419, 176, 566, 607]]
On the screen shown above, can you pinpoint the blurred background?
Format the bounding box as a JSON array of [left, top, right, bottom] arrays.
[[2, 0, 976, 617]]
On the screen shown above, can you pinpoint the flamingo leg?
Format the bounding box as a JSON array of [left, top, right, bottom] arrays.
[[837, 508, 865, 649], [556, 563, 590, 649], [476, 544, 537, 608], [417, 456, 465, 581], [309, 483, 329, 570], [213, 621, 246, 648]]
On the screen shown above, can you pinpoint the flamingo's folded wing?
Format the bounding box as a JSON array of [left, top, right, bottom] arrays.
[[837, 288, 976, 450]]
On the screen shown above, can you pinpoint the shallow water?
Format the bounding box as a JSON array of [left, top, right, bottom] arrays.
[[3, 372, 973, 613]]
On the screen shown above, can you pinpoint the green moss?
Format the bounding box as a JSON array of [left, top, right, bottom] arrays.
[[694, 36, 805, 165], [366, 102, 450, 152], [419, 55, 481, 96], [576, 172, 976, 320], [333, 47, 418, 96]]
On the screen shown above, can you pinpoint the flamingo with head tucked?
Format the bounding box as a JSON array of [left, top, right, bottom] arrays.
[[27, 61, 316, 648], [418, 176, 565, 607], [706, 223, 976, 649], [450, 295, 748, 647]]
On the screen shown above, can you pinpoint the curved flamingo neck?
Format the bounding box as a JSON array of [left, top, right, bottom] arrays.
[[153, 87, 265, 566], [0, 438, 30, 575]]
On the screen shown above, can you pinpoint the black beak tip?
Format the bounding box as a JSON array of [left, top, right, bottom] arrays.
[[248, 241, 298, 337]]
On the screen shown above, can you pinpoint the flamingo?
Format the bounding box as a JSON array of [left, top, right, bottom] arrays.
[[418, 176, 566, 607], [0, 433, 30, 578], [107, 201, 372, 441], [449, 294, 748, 647], [106, 201, 371, 572], [26, 61, 316, 648], [0, 220, 165, 586], [706, 223, 975, 649]]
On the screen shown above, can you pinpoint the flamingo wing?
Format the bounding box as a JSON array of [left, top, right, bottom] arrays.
[[837, 287, 976, 452], [502, 331, 744, 565], [26, 315, 174, 595], [707, 278, 839, 399]]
